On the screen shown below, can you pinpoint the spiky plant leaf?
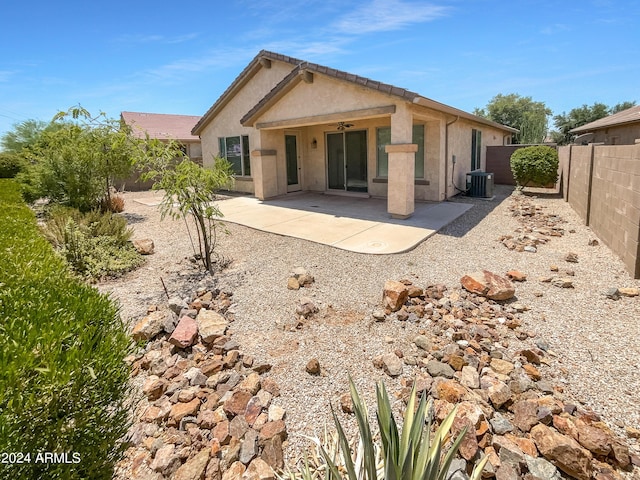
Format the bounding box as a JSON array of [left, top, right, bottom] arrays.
[[330, 405, 357, 480], [470, 455, 489, 480], [348, 377, 378, 479]]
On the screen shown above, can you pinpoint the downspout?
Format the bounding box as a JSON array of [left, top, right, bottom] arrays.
[[444, 115, 459, 200]]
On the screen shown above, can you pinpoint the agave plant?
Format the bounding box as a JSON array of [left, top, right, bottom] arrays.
[[281, 377, 487, 480]]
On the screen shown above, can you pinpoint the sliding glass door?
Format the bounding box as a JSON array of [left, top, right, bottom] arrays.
[[326, 130, 367, 192]]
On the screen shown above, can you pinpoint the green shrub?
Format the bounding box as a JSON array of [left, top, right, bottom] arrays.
[[82, 209, 132, 244], [0, 179, 132, 480], [40, 207, 140, 279], [510, 145, 559, 187], [0, 152, 26, 178]]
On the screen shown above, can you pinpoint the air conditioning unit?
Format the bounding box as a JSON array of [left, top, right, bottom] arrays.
[[466, 171, 494, 198]]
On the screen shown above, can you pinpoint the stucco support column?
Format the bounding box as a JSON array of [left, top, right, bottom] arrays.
[[386, 144, 417, 218], [251, 149, 278, 200], [387, 104, 416, 218]]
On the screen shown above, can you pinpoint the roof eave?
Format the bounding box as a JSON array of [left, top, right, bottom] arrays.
[[413, 97, 518, 133], [570, 118, 640, 134], [192, 50, 304, 135]]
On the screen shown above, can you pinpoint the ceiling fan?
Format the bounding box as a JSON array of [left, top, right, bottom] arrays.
[[334, 121, 354, 131]]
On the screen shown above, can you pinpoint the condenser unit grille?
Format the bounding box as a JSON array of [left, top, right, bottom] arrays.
[[466, 171, 494, 198]]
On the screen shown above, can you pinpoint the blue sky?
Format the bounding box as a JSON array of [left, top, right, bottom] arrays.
[[1, 0, 638, 138]]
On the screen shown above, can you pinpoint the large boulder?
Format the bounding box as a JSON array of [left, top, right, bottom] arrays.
[[460, 270, 515, 301]]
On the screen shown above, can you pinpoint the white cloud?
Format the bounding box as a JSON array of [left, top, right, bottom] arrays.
[[0, 70, 17, 82], [137, 47, 258, 83], [540, 23, 571, 35], [114, 33, 199, 45], [333, 0, 450, 35]]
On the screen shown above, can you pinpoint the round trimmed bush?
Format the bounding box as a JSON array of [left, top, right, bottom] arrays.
[[510, 145, 559, 187]]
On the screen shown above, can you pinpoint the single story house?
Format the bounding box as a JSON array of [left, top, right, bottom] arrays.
[[570, 105, 640, 145], [121, 111, 203, 162], [192, 51, 516, 218], [120, 111, 202, 190]]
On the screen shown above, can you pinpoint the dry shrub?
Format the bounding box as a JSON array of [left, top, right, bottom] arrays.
[[101, 194, 125, 213]]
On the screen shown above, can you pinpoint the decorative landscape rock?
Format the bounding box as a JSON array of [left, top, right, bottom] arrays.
[[551, 277, 574, 289], [619, 287, 639, 297], [132, 310, 171, 341], [295, 297, 318, 318], [286, 277, 300, 290], [119, 273, 638, 480], [499, 195, 566, 253], [196, 309, 228, 343], [172, 448, 210, 480], [380, 353, 403, 377], [169, 316, 199, 348], [383, 280, 409, 311], [460, 270, 515, 301], [133, 238, 155, 255], [506, 270, 527, 282], [565, 252, 579, 263], [305, 358, 320, 375], [118, 287, 283, 480], [287, 267, 315, 290], [531, 423, 593, 480]]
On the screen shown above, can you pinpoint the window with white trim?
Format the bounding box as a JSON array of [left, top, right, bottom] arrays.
[[218, 135, 251, 176], [376, 125, 425, 178]]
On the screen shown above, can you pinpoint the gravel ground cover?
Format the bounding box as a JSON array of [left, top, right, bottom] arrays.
[[99, 185, 640, 476]]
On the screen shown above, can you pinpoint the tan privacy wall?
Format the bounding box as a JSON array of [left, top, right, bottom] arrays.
[[561, 143, 640, 278], [486, 144, 560, 187], [565, 145, 594, 222]]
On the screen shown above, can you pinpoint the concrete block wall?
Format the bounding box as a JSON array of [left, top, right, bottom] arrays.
[[566, 145, 594, 223], [560, 143, 640, 278], [486, 144, 560, 187]]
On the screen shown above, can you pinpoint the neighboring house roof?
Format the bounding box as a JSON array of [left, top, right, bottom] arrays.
[[121, 111, 201, 142], [192, 50, 518, 135], [570, 105, 640, 134]]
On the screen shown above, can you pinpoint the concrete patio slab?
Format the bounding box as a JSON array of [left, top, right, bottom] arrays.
[[215, 193, 472, 254], [132, 192, 473, 254]]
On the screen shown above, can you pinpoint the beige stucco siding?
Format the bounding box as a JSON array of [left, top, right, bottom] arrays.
[[589, 124, 640, 145], [197, 57, 510, 202], [446, 119, 509, 198], [198, 60, 293, 180], [253, 73, 399, 126]]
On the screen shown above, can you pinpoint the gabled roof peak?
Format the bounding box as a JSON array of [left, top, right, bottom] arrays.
[[192, 50, 518, 135]]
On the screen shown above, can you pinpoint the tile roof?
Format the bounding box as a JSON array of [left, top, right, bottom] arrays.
[[121, 111, 201, 141], [194, 50, 517, 135], [570, 105, 640, 133], [191, 51, 303, 135]]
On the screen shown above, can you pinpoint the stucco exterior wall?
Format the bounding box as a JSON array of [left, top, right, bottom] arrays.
[[197, 58, 511, 203], [198, 60, 294, 174], [445, 119, 509, 198], [587, 124, 640, 145], [257, 117, 444, 201], [255, 74, 396, 124]]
